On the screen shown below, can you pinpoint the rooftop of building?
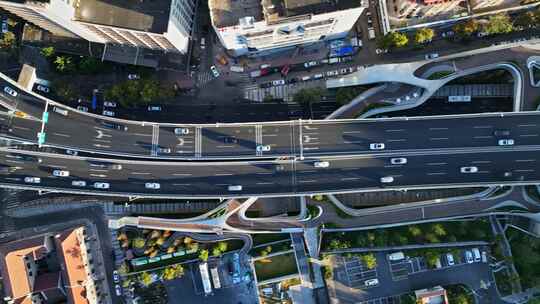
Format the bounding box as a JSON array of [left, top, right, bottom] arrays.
[[209, 0, 359, 28], [73, 0, 171, 33]]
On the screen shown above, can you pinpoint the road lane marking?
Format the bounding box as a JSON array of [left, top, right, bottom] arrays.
[[256, 182, 274, 185], [515, 159, 536, 162], [303, 147, 319, 150], [518, 124, 536, 127], [519, 134, 538, 137], [257, 172, 273, 175], [131, 172, 151, 175], [13, 126, 30, 131], [46, 165, 67, 168], [473, 136, 493, 139], [427, 172, 447, 175], [340, 168, 360, 171], [343, 131, 363, 134], [5, 160, 23, 164], [53, 132, 70, 138], [90, 174, 107, 178], [298, 180, 317, 183], [473, 125, 492, 129], [93, 143, 111, 148], [133, 133, 152, 137], [93, 139, 111, 143], [341, 177, 360, 181], [427, 162, 447, 166], [471, 161, 491, 164], [172, 183, 191, 186], [172, 173, 192, 176], [343, 141, 363, 144], [387, 139, 406, 142], [429, 137, 448, 140], [214, 173, 233, 176], [429, 127, 448, 131], [89, 169, 108, 172], [299, 170, 316, 173], [515, 169, 535, 173], [385, 129, 404, 132], [217, 145, 234, 148]]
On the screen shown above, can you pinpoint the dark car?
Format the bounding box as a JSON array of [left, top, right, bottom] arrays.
[[224, 137, 239, 144], [88, 161, 122, 170], [10, 153, 42, 163]]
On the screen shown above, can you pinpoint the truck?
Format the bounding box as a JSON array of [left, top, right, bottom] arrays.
[[199, 263, 212, 295], [388, 251, 405, 261], [448, 95, 471, 102]]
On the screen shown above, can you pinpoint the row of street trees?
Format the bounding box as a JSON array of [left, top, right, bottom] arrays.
[[379, 9, 536, 50]]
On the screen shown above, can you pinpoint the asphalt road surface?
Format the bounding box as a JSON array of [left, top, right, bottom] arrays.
[[0, 147, 538, 198]]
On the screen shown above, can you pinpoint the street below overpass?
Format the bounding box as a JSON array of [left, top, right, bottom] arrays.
[[1, 147, 540, 198]]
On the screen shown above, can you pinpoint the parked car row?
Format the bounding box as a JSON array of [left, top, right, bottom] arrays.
[[259, 65, 357, 88]]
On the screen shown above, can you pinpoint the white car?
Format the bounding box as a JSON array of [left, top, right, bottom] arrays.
[[158, 147, 171, 154], [303, 61, 318, 68], [375, 48, 388, 54], [314, 161, 330, 168], [326, 70, 339, 77], [446, 253, 455, 266], [174, 128, 189, 135], [364, 278, 379, 286], [256, 145, 271, 152], [24, 177, 41, 183], [36, 85, 50, 93], [66, 149, 78, 156], [94, 182, 110, 189], [380, 176, 394, 183], [460, 166, 478, 173], [72, 180, 86, 187], [228, 185, 242, 191], [102, 110, 115, 117], [113, 270, 120, 283], [148, 105, 162, 111], [313, 73, 324, 79], [498, 139, 514, 146], [210, 65, 220, 77], [369, 143, 385, 150], [128, 74, 140, 80], [115, 284, 122, 296], [390, 158, 407, 165], [52, 170, 70, 177], [103, 101, 117, 107], [465, 251, 474, 264], [145, 182, 160, 189], [272, 79, 286, 86], [4, 86, 17, 97], [425, 53, 439, 60]]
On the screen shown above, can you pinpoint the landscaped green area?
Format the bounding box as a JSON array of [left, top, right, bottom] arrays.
[[427, 71, 454, 80], [252, 233, 291, 247], [321, 218, 492, 250], [250, 241, 292, 257], [254, 253, 299, 281], [507, 227, 540, 289], [447, 69, 513, 85]]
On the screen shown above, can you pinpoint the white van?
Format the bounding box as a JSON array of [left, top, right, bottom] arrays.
[[53, 106, 68, 116], [388, 251, 405, 261]]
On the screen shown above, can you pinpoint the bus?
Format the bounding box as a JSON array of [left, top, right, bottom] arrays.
[[199, 263, 212, 295], [210, 267, 221, 289]]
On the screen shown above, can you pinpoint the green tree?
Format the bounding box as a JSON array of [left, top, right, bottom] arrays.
[[514, 11, 536, 29], [141, 79, 161, 103], [162, 264, 184, 280], [425, 233, 439, 243], [217, 241, 228, 253], [54, 56, 74, 73], [453, 19, 479, 38], [379, 31, 408, 49], [212, 247, 222, 257], [425, 250, 440, 268], [293, 88, 323, 106], [40, 46, 55, 58], [414, 28, 434, 44], [6, 18, 17, 27], [117, 262, 129, 275], [52, 80, 76, 101], [485, 14, 513, 35], [431, 224, 447, 237], [0, 31, 15, 49], [132, 237, 145, 249], [408, 225, 422, 238], [198, 249, 209, 261], [78, 56, 103, 74], [139, 271, 153, 287], [361, 253, 377, 269]]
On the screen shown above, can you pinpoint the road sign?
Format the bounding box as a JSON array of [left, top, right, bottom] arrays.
[[37, 132, 46, 145], [42, 111, 49, 123]]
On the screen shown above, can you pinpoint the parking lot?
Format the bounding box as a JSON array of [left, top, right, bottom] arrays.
[[343, 256, 379, 289], [386, 0, 469, 29], [358, 295, 401, 304], [389, 256, 427, 281]]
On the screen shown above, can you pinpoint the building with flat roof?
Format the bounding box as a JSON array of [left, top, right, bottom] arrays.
[[0, 226, 103, 304], [0, 0, 196, 66], [209, 0, 364, 57], [415, 286, 450, 304]]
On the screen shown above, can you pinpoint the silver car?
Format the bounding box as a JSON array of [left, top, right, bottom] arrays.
[[24, 177, 41, 183], [145, 182, 160, 189], [52, 170, 70, 177], [390, 158, 407, 165], [369, 143, 385, 150], [94, 182, 110, 189], [3, 86, 17, 97], [174, 128, 189, 135]]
